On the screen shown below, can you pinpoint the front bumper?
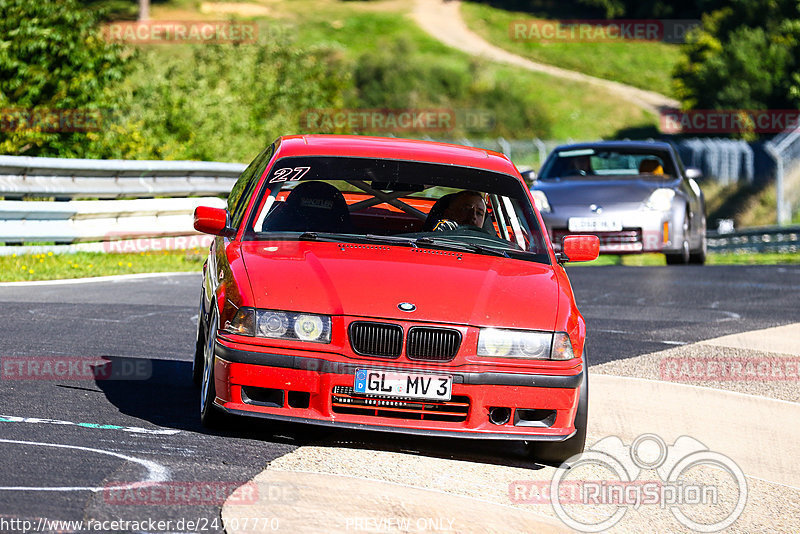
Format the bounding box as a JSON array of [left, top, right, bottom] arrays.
[[211, 341, 583, 441], [542, 207, 680, 254]]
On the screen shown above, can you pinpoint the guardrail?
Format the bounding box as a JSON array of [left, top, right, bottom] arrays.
[[0, 155, 241, 251], [0, 197, 226, 243], [0, 155, 243, 199], [707, 225, 800, 254]]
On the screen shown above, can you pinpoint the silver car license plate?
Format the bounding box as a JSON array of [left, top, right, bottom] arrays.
[[568, 217, 623, 232]]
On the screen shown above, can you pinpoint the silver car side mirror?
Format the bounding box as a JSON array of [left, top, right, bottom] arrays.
[[685, 167, 702, 180]]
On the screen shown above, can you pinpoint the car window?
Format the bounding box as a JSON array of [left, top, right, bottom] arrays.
[[540, 148, 676, 178], [242, 156, 550, 264], [227, 143, 275, 228]]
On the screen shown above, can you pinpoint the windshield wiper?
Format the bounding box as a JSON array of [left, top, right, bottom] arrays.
[[298, 232, 418, 248], [414, 237, 509, 258]]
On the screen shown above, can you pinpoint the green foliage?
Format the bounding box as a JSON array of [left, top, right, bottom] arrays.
[[350, 38, 552, 137], [673, 0, 800, 112], [81, 27, 351, 161], [466, 0, 725, 19], [461, 1, 681, 97], [0, 0, 131, 156], [575, 0, 726, 19]]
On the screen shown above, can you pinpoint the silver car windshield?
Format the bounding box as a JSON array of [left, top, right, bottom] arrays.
[[540, 149, 676, 179]]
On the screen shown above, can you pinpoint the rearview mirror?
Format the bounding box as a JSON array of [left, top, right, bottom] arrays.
[[559, 235, 599, 263], [194, 206, 234, 237]]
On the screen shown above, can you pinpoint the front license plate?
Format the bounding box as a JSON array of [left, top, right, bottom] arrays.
[[354, 369, 452, 401], [568, 217, 623, 232]]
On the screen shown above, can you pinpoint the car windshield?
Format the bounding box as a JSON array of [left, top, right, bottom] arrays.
[[539, 148, 675, 179], [244, 156, 550, 264]]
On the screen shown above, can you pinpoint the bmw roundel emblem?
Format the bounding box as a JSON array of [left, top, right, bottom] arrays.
[[398, 302, 416, 312]]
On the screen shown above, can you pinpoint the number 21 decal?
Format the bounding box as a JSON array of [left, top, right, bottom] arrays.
[[270, 166, 311, 183]]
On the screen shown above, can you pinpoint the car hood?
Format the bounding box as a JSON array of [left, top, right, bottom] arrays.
[[534, 176, 677, 205], [240, 241, 559, 330]]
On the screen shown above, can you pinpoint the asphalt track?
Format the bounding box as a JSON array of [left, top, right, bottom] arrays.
[[0, 265, 798, 532]]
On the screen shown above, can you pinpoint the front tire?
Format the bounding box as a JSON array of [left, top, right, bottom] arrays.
[[527, 350, 588, 466], [689, 232, 707, 265], [200, 307, 227, 428], [192, 296, 205, 387], [665, 212, 690, 265]]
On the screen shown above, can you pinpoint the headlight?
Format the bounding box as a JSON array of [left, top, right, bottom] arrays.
[[223, 307, 331, 343], [477, 329, 576, 360], [646, 188, 675, 211], [478, 328, 552, 359], [257, 310, 331, 343], [530, 190, 551, 213]]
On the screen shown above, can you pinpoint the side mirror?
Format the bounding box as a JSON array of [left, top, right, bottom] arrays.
[[559, 235, 599, 263], [194, 206, 234, 237], [520, 169, 538, 183], [685, 167, 702, 180]]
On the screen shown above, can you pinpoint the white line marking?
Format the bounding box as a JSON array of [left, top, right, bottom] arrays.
[[0, 414, 181, 435], [597, 329, 628, 334], [0, 271, 199, 287], [715, 310, 741, 322], [660, 340, 688, 345], [0, 438, 169, 492]]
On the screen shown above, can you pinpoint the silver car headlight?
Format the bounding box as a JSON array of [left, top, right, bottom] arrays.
[[646, 188, 675, 211], [477, 329, 575, 360], [223, 307, 331, 343], [530, 190, 551, 213]]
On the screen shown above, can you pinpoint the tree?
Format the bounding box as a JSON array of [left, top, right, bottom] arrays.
[[673, 0, 800, 112], [0, 0, 130, 156]]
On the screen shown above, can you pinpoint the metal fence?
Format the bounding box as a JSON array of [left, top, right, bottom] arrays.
[[423, 136, 762, 185], [765, 128, 800, 225], [707, 225, 800, 254]]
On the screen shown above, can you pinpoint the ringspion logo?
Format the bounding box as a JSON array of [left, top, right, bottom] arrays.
[[511, 434, 747, 532]]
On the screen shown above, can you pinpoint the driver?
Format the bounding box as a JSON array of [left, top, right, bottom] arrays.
[[564, 155, 593, 176], [433, 190, 487, 231]]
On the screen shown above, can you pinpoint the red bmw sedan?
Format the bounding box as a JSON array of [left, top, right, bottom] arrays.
[[192, 135, 598, 464]]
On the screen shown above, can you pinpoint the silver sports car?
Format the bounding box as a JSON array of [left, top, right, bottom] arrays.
[[528, 141, 707, 265]]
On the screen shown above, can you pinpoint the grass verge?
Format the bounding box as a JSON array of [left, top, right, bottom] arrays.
[[0, 250, 203, 282], [2, 248, 797, 283], [460, 1, 681, 97]]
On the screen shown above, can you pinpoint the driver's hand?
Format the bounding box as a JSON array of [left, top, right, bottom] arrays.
[[433, 219, 459, 232]]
